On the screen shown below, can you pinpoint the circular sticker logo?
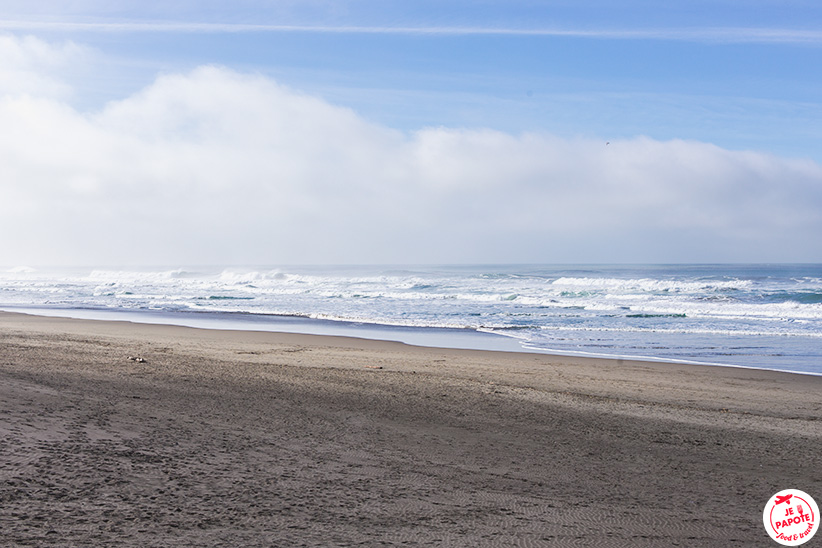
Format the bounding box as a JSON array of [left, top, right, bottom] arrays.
[[763, 489, 819, 546]]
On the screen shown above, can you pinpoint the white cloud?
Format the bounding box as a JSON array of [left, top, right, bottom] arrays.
[[0, 34, 89, 99], [3, 20, 822, 45], [0, 43, 820, 265]]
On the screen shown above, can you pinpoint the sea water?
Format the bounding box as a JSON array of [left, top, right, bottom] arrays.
[[1, 264, 820, 375]]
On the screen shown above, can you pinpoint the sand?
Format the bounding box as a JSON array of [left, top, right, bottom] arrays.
[[1, 311, 820, 547]]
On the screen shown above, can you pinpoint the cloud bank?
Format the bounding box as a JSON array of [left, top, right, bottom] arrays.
[[1, 35, 820, 265]]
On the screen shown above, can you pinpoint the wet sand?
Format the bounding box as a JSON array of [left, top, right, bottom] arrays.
[[1, 311, 820, 546]]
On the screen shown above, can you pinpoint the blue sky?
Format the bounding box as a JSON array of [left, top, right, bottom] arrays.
[[4, 0, 822, 156], [1, 1, 821, 264]]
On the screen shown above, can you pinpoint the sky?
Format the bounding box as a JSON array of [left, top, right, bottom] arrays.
[[0, 0, 821, 265]]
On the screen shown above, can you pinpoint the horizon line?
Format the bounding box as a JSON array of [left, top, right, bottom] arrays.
[[1, 20, 821, 44]]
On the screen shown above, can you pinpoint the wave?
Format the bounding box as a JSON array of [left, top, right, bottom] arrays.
[[622, 300, 822, 321], [550, 276, 752, 293], [522, 323, 822, 339], [218, 269, 289, 284], [4, 268, 822, 323], [86, 268, 201, 282], [762, 292, 822, 305]]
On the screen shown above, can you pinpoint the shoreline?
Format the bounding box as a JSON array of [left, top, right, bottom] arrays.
[[4, 305, 820, 378], [2, 310, 820, 546], [2, 310, 819, 415]]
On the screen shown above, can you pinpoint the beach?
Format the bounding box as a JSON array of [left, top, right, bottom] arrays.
[[1, 311, 820, 547]]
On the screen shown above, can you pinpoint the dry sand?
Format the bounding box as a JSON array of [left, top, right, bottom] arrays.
[[1, 310, 820, 547]]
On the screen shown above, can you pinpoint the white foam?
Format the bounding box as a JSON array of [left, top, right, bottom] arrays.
[[551, 276, 752, 293]]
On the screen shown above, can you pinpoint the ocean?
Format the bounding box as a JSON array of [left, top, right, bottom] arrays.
[[1, 264, 820, 375]]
